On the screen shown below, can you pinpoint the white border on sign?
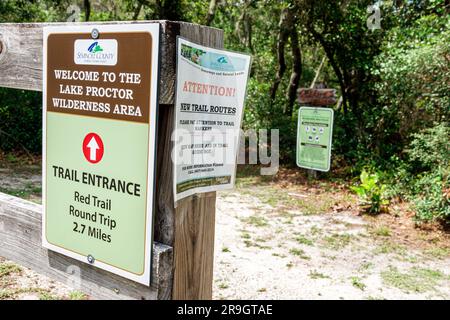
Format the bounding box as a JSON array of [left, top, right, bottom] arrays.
[[42, 23, 160, 286], [173, 37, 252, 204], [296, 106, 334, 172]]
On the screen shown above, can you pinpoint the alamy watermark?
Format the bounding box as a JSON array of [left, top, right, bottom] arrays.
[[66, 4, 81, 22], [66, 265, 82, 289], [172, 129, 279, 176], [367, 2, 382, 31]]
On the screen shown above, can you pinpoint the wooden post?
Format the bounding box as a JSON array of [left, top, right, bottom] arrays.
[[0, 21, 223, 300], [155, 22, 223, 300]]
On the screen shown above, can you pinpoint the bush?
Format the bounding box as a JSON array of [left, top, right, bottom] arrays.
[[406, 124, 450, 222], [371, 11, 450, 164], [413, 169, 450, 222], [407, 124, 450, 172], [386, 124, 450, 222], [0, 88, 42, 154]]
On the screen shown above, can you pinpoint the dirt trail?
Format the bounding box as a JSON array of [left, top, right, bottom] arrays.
[[213, 185, 450, 300]]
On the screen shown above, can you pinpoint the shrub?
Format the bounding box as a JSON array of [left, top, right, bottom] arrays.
[[407, 124, 450, 172], [406, 124, 450, 222], [0, 88, 42, 154], [413, 170, 450, 222], [351, 170, 389, 214]]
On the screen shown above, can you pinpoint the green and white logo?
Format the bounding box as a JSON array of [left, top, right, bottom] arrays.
[[74, 39, 118, 66], [88, 41, 103, 53]]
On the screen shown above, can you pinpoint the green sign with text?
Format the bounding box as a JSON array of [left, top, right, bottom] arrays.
[[42, 24, 160, 285], [296, 107, 334, 172]]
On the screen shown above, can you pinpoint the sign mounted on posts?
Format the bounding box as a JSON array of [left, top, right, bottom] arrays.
[[173, 38, 251, 202], [296, 107, 334, 172], [42, 24, 160, 285]]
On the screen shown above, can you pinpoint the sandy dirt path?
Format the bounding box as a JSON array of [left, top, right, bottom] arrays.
[[213, 186, 450, 300]]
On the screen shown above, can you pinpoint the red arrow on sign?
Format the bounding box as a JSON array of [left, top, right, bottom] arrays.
[[82, 133, 104, 164]]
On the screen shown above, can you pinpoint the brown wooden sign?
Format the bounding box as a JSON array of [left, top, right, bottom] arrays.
[[46, 32, 153, 124], [297, 88, 337, 106]]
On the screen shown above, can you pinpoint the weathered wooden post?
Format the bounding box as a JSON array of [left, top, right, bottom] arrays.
[[153, 22, 222, 300], [0, 21, 223, 300]]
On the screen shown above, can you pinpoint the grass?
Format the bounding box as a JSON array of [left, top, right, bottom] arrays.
[[257, 288, 267, 293], [366, 296, 386, 300], [322, 233, 352, 250], [374, 241, 407, 256], [295, 235, 314, 246], [381, 266, 449, 293], [350, 276, 366, 291], [297, 198, 335, 215], [243, 240, 271, 250], [0, 186, 39, 198], [240, 232, 251, 239], [272, 253, 287, 258], [373, 226, 391, 237], [241, 215, 268, 227], [0, 262, 22, 278], [39, 292, 59, 300], [424, 247, 450, 260], [289, 248, 311, 260], [235, 175, 336, 216], [309, 270, 330, 279], [0, 183, 41, 200], [359, 262, 373, 272], [0, 153, 37, 167], [321, 253, 337, 261], [222, 247, 230, 253], [218, 283, 229, 290], [310, 226, 323, 236], [0, 288, 50, 300], [69, 291, 87, 300]]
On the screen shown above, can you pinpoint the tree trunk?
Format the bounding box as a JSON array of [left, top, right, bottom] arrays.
[[269, 8, 292, 102], [84, 0, 91, 22], [285, 28, 301, 115], [206, 0, 218, 26]]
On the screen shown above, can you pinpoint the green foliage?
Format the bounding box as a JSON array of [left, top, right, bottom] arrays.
[[0, 0, 55, 22], [407, 124, 450, 222], [384, 124, 449, 222], [351, 170, 389, 214], [412, 170, 450, 222], [373, 13, 450, 149], [407, 124, 450, 171], [0, 88, 42, 153], [68, 290, 87, 300]]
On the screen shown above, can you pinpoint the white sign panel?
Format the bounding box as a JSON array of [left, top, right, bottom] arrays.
[[173, 38, 251, 202], [74, 39, 118, 66]]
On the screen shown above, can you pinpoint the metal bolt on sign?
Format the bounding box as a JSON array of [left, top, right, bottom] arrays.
[[87, 255, 95, 264], [91, 28, 99, 39]]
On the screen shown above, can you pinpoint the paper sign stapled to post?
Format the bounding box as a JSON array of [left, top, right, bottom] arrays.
[[173, 37, 252, 203]]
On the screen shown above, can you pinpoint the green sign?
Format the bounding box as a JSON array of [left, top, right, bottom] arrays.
[[296, 107, 334, 172], [42, 24, 160, 285]]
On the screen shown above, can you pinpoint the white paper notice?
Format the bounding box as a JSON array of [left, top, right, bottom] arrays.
[[173, 38, 251, 202]]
